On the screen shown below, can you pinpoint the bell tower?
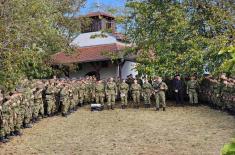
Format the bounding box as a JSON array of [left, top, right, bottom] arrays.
[[81, 11, 116, 33]]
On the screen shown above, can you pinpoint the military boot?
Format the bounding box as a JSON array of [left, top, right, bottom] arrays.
[[32, 117, 37, 123], [62, 113, 68, 117], [0, 136, 8, 143], [156, 107, 159, 111], [10, 131, 15, 137], [36, 117, 41, 122], [14, 131, 23, 136], [24, 123, 33, 128], [5, 134, 12, 140], [70, 109, 74, 113], [111, 105, 114, 110], [163, 107, 166, 111], [121, 105, 125, 109]]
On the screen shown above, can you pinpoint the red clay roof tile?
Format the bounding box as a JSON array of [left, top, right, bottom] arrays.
[[51, 43, 126, 64]]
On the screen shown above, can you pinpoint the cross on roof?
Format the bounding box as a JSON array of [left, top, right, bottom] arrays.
[[95, 0, 102, 11]]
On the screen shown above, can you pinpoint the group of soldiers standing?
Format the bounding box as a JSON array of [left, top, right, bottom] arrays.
[[199, 74, 235, 112], [0, 75, 169, 143], [0, 73, 234, 143]]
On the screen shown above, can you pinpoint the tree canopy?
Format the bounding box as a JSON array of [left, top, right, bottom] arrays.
[[0, 0, 87, 90], [126, 0, 234, 77]]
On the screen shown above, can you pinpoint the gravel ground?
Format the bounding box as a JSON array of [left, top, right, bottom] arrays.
[[0, 104, 234, 155]]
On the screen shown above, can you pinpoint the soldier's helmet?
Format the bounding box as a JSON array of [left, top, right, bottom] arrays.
[[220, 73, 227, 80], [49, 79, 55, 84]]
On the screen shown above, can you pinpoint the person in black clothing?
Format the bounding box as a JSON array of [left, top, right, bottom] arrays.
[[172, 75, 184, 105]]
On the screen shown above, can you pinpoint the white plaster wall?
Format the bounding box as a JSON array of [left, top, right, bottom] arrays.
[[121, 61, 138, 79], [69, 61, 138, 80]]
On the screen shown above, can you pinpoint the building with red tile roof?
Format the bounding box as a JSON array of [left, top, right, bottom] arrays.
[[51, 12, 137, 79]]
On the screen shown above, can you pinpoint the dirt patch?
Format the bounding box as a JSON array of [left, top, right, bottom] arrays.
[[0, 105, 234, 155]]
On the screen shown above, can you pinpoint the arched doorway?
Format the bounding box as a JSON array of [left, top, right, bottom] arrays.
[[85, 71, 100, 80]]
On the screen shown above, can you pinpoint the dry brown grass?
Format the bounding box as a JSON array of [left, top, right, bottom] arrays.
[[0, 104, 234, 155]]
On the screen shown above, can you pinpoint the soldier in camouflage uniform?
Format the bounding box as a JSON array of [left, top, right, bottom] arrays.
[[11, 93, 23, 136], [1, 100, 11, 141], [54, 80, 62, 112], [78, 79, 86, 106], [0, 89, 6, 142], [0, 89, 3, 104], [126, 74, 134, 100], [69, 80, 77, 112], [33, 83, 44, 122], [0, 101, 8, 143], [23, 86, 33, 128], [91, 76, 96, 103], [73, 79, 80, 109], [119, 79, 129, 109], [187, 75, 199, 105], [45, 80, 56, 116], [210, 78, 220, 109], [0, 100, 9, 143], [95, 80, 105, 106], [105, 77, 117, 110], [153, 77, 168, 111], [68, 83, 75, 113], [130, 79, 141, 108], [85, 77, 91, 104], [8, 98, 15, 137], [212, 75, 226, 109], [60, 84, 69, 117], [142, 78, 153, 108]]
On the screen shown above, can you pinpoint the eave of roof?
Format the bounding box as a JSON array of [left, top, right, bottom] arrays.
[[51, 43, 129, 64], [86, 11, 115, 19]]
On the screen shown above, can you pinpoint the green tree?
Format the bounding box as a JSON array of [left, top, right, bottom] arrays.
[[0, 0, 87, 90], [125, 0, 234, 77]]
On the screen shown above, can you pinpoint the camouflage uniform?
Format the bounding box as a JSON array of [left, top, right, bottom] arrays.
[[12, 94, 23, 135], [45, 84, 56, 116], [153, 81, 168, 110], [73, 82, 79, 107], [105, 81, 117, 109], [8, 100, 14, 135], [55, 83, 62, 112], [91, 80, 96, 102], [68, 85, 75, 112], [33, 88, 43, 120], [0, 102, 8, 142], [95, 81, 105, 105], [23, 88, 33, 127], [60, 86, 69, 116], [142, 82, 152, 106], [2, 101, 11, 138], [85, 81, 92, 103], [130, 83, 141, 107], [78, 81, 86, 106], [211, 80, 224, 109], [222, 82, 233, 111], [187, 79, 199, 104], [119, 81, 129, 108], [126, 76, 134, 99]]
